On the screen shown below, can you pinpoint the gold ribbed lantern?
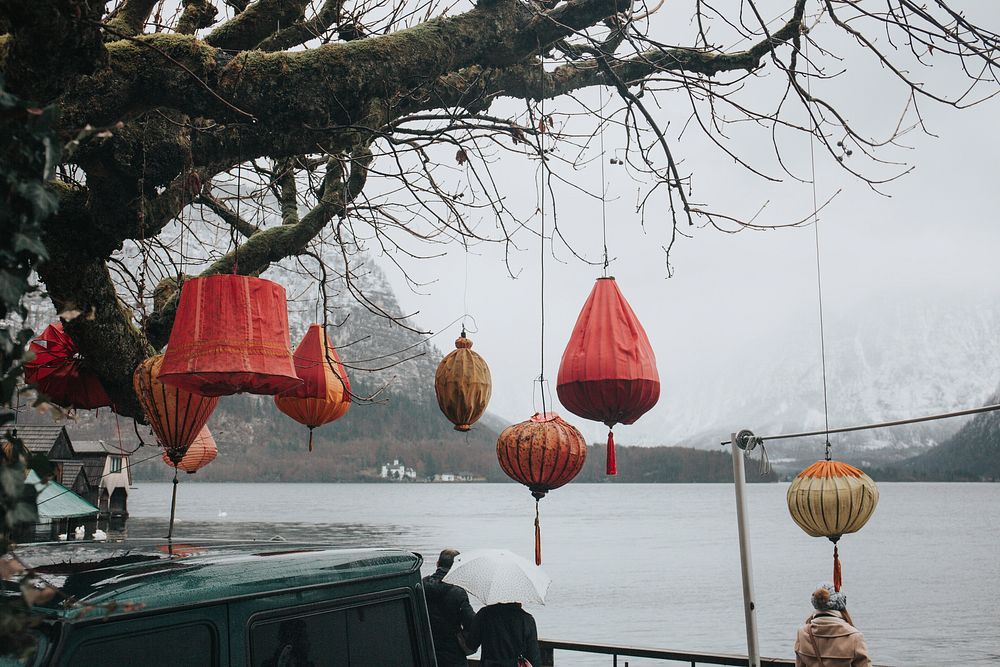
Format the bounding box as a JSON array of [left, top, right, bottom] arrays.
[[434, 330, 491, 431], [787, 459, 879, 590]]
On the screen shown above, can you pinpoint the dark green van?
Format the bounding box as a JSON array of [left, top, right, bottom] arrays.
[[4, 541, 437, 666]]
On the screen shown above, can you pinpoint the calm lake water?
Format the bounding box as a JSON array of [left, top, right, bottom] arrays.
[[124, 482, 1000, 666]]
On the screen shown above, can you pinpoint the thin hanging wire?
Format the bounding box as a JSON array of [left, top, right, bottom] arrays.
[[537, 56, 548, 417], [804, 34, 832, 461], [598, 85, 609, 276]]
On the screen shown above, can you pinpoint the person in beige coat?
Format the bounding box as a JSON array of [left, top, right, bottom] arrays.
[[794, 583, 872, 667]]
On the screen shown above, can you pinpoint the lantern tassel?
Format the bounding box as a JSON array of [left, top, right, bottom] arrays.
[[606, 429, 617, 476], [833, 544, 842, 592], [534, 500, 542, 566], [308, 428, 314, 453]]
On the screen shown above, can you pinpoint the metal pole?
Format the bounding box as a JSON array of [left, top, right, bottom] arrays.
[[730, 431, 760, 667]]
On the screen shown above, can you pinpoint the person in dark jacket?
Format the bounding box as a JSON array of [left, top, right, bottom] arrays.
[[465, 602, 541, 667], [423, 549, 476, 667]]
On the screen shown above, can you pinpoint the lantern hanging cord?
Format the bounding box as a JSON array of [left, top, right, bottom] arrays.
[[537, 53, 548, 416], [599, 84, 609, 276], [720, 402, 1000, 446], [804, 35, 832, 461]]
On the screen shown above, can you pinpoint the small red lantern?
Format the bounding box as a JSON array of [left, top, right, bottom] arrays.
[[497, 412, 587, 564], [557, 277, 659, 475], [158, 275, 302, 397], [274, 324, 351, 451], [162, 426, 218, 473], [23, 323, 112, 410]]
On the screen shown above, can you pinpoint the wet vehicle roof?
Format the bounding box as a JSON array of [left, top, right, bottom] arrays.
[[6, 540, 422, 620]]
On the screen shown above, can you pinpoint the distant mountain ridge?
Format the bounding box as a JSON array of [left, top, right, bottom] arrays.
[[640, 292, 1000, 470]]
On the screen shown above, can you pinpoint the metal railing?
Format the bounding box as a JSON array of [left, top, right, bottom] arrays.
[[537, 639, 795, 666], [467, 639, 894, 666]]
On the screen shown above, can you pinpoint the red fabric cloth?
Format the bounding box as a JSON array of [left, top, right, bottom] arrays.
[[556, 277, 659, 426], [24, 323, 112, 410], [158, 275, 302, 397]]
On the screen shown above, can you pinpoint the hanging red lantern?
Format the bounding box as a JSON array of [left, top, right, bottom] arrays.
[[496, 412, 587, 565], [133, 354, 219, 456], [556, 277, 659, 476], [162, 426, 218, 473], [274, 324, 351, 451], [787, 459, 879, 591], [23, 323, 112, 410], [434, 330, 492, 431], [158, 275, 302, 397]]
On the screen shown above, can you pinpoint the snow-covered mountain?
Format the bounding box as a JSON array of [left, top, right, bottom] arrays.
[[637, 292, 1000, 467]]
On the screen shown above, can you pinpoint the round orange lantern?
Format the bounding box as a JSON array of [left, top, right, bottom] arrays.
[[162, 426, 218, 473], [497, 412, 587, 564], [787, 459, 879, 591], [133, 354, 219, 455], [274, 324, 351, 451], [158, 275, 302, 396], [435, 329, 492, 431]]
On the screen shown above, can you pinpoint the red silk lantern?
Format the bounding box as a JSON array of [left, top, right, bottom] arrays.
[[24, 323, 112, 410], [158, 275, 302, 396], [496, 412, 587, 564], [162, 426, 218, 473], [274, 324, 351, 451], [133, 354, 219, 456], [557, 277, 659, 475]]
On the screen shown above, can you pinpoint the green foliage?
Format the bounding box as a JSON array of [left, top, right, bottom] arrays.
[[0, 73, 59, 659]]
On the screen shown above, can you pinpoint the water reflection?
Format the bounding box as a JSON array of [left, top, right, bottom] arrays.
[[124, 518, 411, 547]]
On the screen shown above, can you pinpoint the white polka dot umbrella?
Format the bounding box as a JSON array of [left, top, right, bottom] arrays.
[[442, 549, 551, 606]]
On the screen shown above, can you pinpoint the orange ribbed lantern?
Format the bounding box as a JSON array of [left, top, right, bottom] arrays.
[[787, 459, 879, 591], [274, 324, 351, 451], [162, 426, 218, 473], [158, 275, 302, 396], [497, 412, 587, 564], [435, 330, 492, 431], [133, 354, 219, 456]]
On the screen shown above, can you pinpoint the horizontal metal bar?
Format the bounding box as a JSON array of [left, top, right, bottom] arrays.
[[538, 639, 793, 666], [719, 402, 1000, 446], [538, 639, 896, 667]]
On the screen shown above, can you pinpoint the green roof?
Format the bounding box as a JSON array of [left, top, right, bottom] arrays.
[[10, 541, 422, 620], [26, 470, 99, 520]]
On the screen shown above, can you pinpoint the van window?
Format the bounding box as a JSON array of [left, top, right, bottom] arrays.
[[251, 598, 417, 667], [67, 622, 217, 667]]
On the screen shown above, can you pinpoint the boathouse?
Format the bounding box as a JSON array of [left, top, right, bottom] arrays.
[[7, 425, 131, 529]]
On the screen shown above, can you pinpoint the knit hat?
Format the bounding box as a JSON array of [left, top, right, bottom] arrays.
[[811, 583, 847, 612]]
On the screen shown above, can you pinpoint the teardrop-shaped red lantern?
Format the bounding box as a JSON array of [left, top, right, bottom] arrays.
[[158, 275, 302, 396], [133, 354, 219, 456], [24, 323, 112, 410], [497, 412, 587, 564], [274, 324, 351, 451], [162, 426, 218, 473], [556, 277, 659, 475]]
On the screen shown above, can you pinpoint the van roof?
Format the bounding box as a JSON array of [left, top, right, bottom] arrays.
[[8, 540, 422, 620]]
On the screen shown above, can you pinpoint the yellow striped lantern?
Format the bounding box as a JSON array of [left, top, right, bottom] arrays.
[[787, 459, 879, 591], [434, 330, 492, 432]]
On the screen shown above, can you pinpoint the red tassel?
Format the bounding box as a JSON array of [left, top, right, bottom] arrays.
[[308, 429, 314, 452], [833, 545, 842, 592], [606, 429, 617, 476], [534, 501, 542, 566]]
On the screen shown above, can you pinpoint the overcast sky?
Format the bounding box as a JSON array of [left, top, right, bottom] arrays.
[[376, 3, 1000, 441]]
